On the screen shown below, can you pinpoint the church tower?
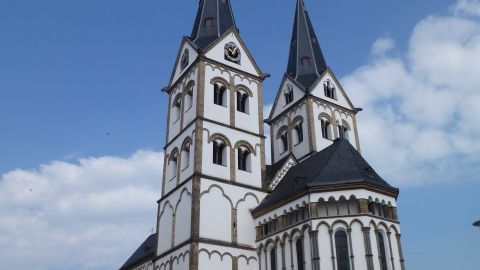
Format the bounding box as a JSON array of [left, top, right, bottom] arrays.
[[267, 0, 361, 165], [155, 0, 268, 269]]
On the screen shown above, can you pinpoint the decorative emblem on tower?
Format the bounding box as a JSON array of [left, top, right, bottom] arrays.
[[180, 48, 189, 70], [224, 42, 241, 64]]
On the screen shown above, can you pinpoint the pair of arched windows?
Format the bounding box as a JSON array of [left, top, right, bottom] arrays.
[[324, 80, 337, 100], [284, 85, 294, 105], [168, 140, 192, 182], [212, 139, 252, 172], [214, 82, 250, 113], [277, 119, 304, 154], [320, 117, 351, 141], [171, 84, 194, 123]]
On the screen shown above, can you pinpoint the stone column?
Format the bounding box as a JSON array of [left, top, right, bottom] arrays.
[[347, 228, 356, 270], [289, 239, 294, 270], [362, 227, 374, 270], [396, 234, 406, 270], [264, 248, 268, 270], [358, 199, 369, 214], [387, 232, 395, 270], [328, 229, 336, 270], [309, 230, 321, 270], [280, 242, 287, 270], [309, 202, 319, 218], [257, 250, 262, 270]]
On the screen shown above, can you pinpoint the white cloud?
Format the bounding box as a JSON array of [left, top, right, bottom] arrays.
[[452, 0, 480, 17], [342, 1, 480, 185], [371, 37, 395, 57], [0, 150, 164, 270]]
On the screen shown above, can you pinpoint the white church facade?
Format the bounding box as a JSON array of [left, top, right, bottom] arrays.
[[119, 1, 406, 270]]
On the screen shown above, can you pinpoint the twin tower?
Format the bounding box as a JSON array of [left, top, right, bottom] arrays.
[[120, 1, 405, 270]]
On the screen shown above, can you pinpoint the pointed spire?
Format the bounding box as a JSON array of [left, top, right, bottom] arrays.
[[190, 0, 237, 49], [287, 0, 327, 90]]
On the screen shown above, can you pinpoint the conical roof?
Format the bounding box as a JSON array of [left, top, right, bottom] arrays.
[[287, 0, 328, 90], [190, 0, 237, 49]]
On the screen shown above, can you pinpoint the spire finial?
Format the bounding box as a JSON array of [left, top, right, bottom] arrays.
[[190, 0, 237, 49], [286, 0, 327, 90]]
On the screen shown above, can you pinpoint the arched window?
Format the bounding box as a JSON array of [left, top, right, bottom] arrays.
[[296, 238, 304, 270], [214, 82, 227, 106], [270, 247, 277, 270], [213, 140, 227, 166], [181, 141, 191, 170], [293, 120, 304, 145], [168, 151, 178, 181], [237, 147, 251, 172], [335, 230, 351, 270], [278, 128, 289, 153], [284, 85, 294, 104], [172, 95, 182, 122], [321, 118, 332, 140], [324, 80, 337, 99], [378, 232, 388, 270], [204, 17, 215, 28], [184, 84, 194, 112], [236, 90, 249, 113], [338, 121, 350, 140]]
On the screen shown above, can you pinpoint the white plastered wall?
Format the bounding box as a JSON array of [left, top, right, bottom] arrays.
[[157, 181, 193, 255], [171, 41, 199, 84], [270, 77, 305, 120], [310, 71, 353, 110], [198, 243, 258, 270], [199, 179, 266, 245], [155, 245, 190, 270]]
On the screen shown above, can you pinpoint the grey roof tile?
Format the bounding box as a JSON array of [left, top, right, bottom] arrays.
[[119, 233, 156, 270], [255, 139, 398, 212]]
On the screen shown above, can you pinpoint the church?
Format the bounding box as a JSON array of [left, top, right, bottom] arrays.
[[119, 1, 405, 270]]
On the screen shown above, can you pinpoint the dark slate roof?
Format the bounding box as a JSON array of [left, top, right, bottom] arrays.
[[119, 233, 156, 270], [286, 0, 327, 90], [255, 139, 398, 212], [191, 0, 237, 49]]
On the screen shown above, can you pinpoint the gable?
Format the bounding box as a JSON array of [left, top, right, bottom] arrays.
[[268, 75, 306, 121], [170, 39, 199, 86], [309, 69, 355, 111], [203, 30, 261, 77], [268, 156, 297, 191]]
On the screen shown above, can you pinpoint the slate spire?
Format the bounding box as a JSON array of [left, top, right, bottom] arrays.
[[287, 0, 328, 90], [190, 0, 237, 49]]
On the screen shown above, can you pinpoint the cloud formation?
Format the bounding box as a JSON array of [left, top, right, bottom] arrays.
[[0, 150, 163, 270], [342, 1, 480, 185]]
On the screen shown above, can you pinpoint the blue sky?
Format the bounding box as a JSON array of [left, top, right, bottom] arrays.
[[1, 0, 480, 269]]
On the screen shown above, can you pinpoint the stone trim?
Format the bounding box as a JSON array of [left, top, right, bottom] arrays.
[[362, 227, 374, 270], [306, 97, 317, 152], [396, 234, 405, 270], [387, 232, 396, 270], [309, 230, 320, 270], [347, 228, 356, 270]]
